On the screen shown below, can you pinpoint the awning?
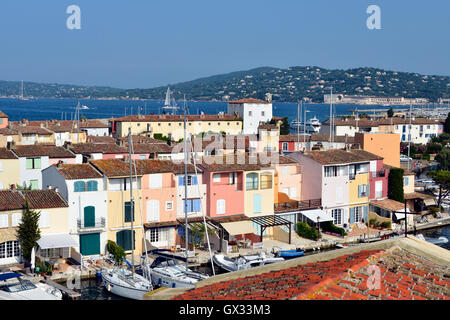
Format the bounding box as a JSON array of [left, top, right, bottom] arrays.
[[300, 209, 333, 223], [424, 198, 436, 206], [393, 208, 410, 220], [221, 220, 257, 236], [37, 233, 78, 249]]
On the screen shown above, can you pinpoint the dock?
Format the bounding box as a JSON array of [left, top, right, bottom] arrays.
[[44, 279, 81, 299]]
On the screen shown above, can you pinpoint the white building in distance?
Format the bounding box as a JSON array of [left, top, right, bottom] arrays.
[[227, 98, 273, 135]]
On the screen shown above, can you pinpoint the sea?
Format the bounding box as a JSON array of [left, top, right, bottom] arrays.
[[0, 97, 413, 125]]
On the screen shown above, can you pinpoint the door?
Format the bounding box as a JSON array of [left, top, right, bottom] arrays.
[[253, 194, 262, 213], [79, 233, 100, 255], [84, 206, 95, 228]]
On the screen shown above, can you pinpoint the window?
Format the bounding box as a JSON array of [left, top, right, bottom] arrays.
[[146, 200, 160, 222], [116, 230, 135, 251], [86, 180, 98, 192], [253, 194, 262, 213], [354, 206, 361, 222], [261, 111, 265, 116], [149, 229, 159, 242], [178, 175, 198, 186], [140, 155, 146, 160], [30, 180, 38, 190], [229, 172, 237, 185], [11, 213, 22, 227], [26, 158, 41, 169], [216, 199, 226, 214], [375, 181, 383, 198], [282, 142, 289, 152], [150, 174, 162, 189], [0, 241, 20, 259], [0, 214, 8, 228], [124, 201, 135, 223], [213, 173, 221, 183], [39, 212, 50, 228], [165, 201, 173, 211], [404, 177, 409, 186], [248, 111, 252, 116], [324, 166, 338, 177], [74, 181, 86, 192], [246, 173, 258, 190], [358, 184, 368, 197], [183, 198, 201, 212], [331, 209, 343, 225], [260, 173, 273, 189]]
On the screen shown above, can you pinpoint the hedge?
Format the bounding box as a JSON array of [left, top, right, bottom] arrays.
[[296, 222, 320, 240], [321, 221, 347, 236]]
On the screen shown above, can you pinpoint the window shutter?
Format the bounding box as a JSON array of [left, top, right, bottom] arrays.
[[26, 158, 33, 169], [192, 176, 198, 185], [0, 214, 8, 228], [124, 201, 134, 222], [363, 206, 368, 223], [358, 185, 362, 198], [74, 181, 85, 192], [253, 194, 262, 213], [193, 199, 201, 212], [12, 213, 22, 227], [179, 176, 184, 186], [349, 207, 355, 224], [35, 158, 41, 169]]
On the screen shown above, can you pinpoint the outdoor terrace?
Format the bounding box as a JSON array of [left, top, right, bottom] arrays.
[[274, 199, 321, 213]]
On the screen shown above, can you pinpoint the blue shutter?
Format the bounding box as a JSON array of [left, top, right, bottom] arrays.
[[179, 176, 184, 186], [193, 199, 201, 212], [349, 207, 355, 224], [192, 176, 198, 185], [253, 194, 262, 213], [366, 184, 370, 198], [358, 185, 362, 198], [183, 200, 192, 213], [74, 181, 85, 192], [363, 206, 368, 223]]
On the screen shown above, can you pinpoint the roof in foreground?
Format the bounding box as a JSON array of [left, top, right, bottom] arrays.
[[370, 198, 406, 212], [302, 149, 383, 165], [168, 237, 450, 300], [0, 190, 68, 211]]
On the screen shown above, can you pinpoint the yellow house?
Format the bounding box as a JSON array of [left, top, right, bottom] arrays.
[[90, 159, 146, 256], [112, 114, 243, 141], [0, 189, 70, 265], [403, 171, 415, 195], [258, 124, 279, 153], [0, 148, 20, 190]]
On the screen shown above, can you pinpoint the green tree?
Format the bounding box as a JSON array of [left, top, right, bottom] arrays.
[[387, 108, 394, 117], [435, 149, 450, 171], [16, 201, 41, 264], [106, 240, 125, 265], [445, 112, 450, 134], [428, 170, 450, 210], [388, 168, 404, 203]]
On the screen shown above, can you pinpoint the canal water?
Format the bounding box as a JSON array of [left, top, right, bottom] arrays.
[[72, 225, 450, 300]]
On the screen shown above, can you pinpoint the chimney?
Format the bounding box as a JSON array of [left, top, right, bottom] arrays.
[[54, 187, 59, 193], [47, 185, 52, 189], [56, 160, 63, 168], [10, 184, 16, 190]]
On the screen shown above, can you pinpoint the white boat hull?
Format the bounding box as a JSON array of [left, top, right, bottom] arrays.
[[102, 270, 152, 300]]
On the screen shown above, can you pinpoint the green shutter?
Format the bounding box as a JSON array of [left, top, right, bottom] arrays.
[[80, 233, 100, 255], [84, 206, 95, 227], [30, 180, 38, 190], [26, 158, 33, 169], [86, 181, 98, 191], [116, 230, 135, 251], [124, 201, 134, 222]]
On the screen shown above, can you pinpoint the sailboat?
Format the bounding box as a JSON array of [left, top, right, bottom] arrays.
[[18, 80, 29, 101], [162, 87, 179, 114], [102, 128, 153, 300]]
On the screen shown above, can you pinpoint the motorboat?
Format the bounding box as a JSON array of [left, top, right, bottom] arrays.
[[274, 249, 304, 259], [290, 116, 321, 134], [145, 256, 208, 288], [102, 268, 152, 300], [416, 234, 449, 245], [212, 252, 284, 272], [0, 272, 62, 300]]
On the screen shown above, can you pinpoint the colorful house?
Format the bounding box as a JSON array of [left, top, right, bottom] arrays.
[[0, 148, 19, 190], [42, 163, 108, 257]]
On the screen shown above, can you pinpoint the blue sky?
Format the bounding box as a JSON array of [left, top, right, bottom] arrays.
[[0, 0, 448, 88]]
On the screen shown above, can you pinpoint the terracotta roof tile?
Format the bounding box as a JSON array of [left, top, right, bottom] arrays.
[[370, 199, 405, 212], [302, 149, 383, 165], [12, 145, 75, 158], [0, 148, 18, 159], [54, 163, 103, 180], [69, 143, 128, 155], [0, 110, 8, 118], [0, 190, 67, 210]]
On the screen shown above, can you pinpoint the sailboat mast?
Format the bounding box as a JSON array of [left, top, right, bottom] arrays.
[[128, 127, 135, 276], [183, 96, 189, 270]]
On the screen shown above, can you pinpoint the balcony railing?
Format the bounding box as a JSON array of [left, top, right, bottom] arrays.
[[274, 199, 321, 212], [371, 170, 386, 178], [77, 217, 106, 230]]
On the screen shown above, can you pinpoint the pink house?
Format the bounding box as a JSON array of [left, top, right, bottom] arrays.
[[369, 159, 390, 200], [0, 111, 8, 129]]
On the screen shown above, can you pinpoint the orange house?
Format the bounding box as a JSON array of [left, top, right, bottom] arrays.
[[354, 132, 400, 168]]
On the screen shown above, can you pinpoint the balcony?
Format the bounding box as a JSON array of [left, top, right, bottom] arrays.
[[274, 199, 321, 213], [77, 217, 106, 232], [371, 170, 386, 178]]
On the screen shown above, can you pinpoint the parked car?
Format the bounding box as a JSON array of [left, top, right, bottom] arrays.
[[400, 155, 413, 161]]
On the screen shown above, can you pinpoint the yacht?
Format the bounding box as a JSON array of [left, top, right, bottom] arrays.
[[290, 116, 321, 134], [212, 252, 284, 273], [0, 272, 62, 300], [162, 87, 179, 114], [146, 257, 208, 288]]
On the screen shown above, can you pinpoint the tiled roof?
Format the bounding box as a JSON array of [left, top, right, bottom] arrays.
[[21, 190, 68, 209], [10, 124, 53, 135], [323, 117, 438, 127], [69, 143, 128, 155], [0, 128, 19, 135], [0, 190, 68, 211], [404, 192, 435, 200], [173, 135, 250, 152], [197, 154, 272, 172], [370, 199, 405, 212], [114, 114, 241, 123], [258, 123, 278, 130], [0, 110, 8, 118], [303, 149, 383, 165], [90, 159, 141, 177], [54, 163, 103, 180], [279, 134, 307, 142], [172, 247, 450, 300], [131, 143, 173, 154], [135, 160, 178, 174], [117, 135, 167, 145], [28, 119, 109, 129], [310, 133, 354, 143], [0, 148, 18, 159], [12, 145, 75, 158], [228, 98, 270, 104]]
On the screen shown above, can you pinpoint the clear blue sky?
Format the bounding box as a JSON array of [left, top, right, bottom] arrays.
[[0, 0, 448, 88]]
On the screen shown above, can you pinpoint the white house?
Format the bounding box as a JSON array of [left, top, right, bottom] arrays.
[[227, 98, 273, 135], [42, 163, 108, 257]]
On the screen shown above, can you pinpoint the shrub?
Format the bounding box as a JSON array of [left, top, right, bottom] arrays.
[[296, 222, 320, 240], [153, 133, 170, 141], [380, 221, 391, 229], [321, 221, 347, 236], [423, 154, 431, 161], [107, 240, 126, 265], [388, 168, 404, 202], [369, 219, 377, 226]]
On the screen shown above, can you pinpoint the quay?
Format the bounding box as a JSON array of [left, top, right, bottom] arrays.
[[44, 279, 81, 299]]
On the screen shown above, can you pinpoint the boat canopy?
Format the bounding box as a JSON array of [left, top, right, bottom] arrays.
[[221, 221, 257, 236], [37, 233, 78, 249], [393, 208, 410, 221], [0, 272, 22, 281], [300, 209, 333, 223], [423, 198, 436, 206]]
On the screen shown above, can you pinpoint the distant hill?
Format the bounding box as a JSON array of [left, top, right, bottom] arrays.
[[1, 66, 449, 102]]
